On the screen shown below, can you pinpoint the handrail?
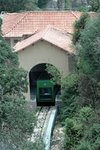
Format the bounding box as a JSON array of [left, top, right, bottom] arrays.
[[44, 107, 57, 150]]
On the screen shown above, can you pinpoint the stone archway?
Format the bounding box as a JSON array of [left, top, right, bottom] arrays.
[[16, 40, 73, 105], [29, 63, 60, 106]]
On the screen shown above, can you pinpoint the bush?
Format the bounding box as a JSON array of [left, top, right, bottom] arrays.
[[60, 74, 79, 121], [64, 118, 83, 149], [85, 124, 100, 143], [73, 13, 89, 44], [62, 12, 100, 150], [77, 141, 91, 150], [92, 137, 100, 150], [64, 106, 100, 150], [22, 140, 45, 150], [78, 107, 94, 124]]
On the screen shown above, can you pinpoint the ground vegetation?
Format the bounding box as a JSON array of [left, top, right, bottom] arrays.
[[63, 13, 100, 150], [0, 18, 45, 150], [0, 0, 38, 12], [46, 13, 100, 150]]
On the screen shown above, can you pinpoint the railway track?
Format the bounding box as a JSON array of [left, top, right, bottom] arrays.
[[31, 106, 50, 142], [30, 106, 57, 150]]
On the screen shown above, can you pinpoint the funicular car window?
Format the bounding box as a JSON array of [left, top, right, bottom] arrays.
[[39, 88, 52, 99]]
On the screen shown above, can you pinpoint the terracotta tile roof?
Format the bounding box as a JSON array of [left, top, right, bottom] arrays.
[[2, 11, 82, 37], [14, 25, 75, 54]]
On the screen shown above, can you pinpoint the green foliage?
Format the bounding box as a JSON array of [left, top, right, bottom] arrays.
[[64, 107, 93, 149], [77, 15, 100, 108], [0, 37, 18, 66], [92, 137, 100, 150], [78, 74, 100, 108], [0, 0, 38, 12], [46, 64, 61, 85], [61, 74, 79, 101], [87, 0, 100, 12], [0, 97, 35, 149], [38, 0, 49, 9], [32, 139, 45, 150], [60, 74, 79, 120], [0, 27, 36, 148], [57, 0, 65, 10], [78, 15, 100, 78], [59, 9, 100, 150], [0, 18, 2, 33], [24, 0, 39, 11], [76, 141, 91, 150], [0, 0, 99, 12], [62, 0, 90, 11], [78, 107, 94, 123], [0, 139, 45, 150], [64, 118, 83, 149], [22, 140, 45, 150], [73, 13, 90, 44], [0, 36, 27, 96], [64, 107, 100, 150], [78, 6, 89, 12], [68, 0, 88, 11], [64, 0, 72, 9]]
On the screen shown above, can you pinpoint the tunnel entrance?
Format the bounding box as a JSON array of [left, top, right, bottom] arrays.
[[29, 63, 60, 106]]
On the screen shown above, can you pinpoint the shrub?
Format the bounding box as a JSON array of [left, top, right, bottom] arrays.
[[85, 123, 100, 143], [60, 74, 79, 121], [92, 137, 100, 150], [77, 141, 91, 150], [78, 107, 94, 124], [64, 118, 83, 149]]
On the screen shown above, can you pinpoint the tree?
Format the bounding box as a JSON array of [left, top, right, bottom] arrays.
[[24, 0, 39, 11], [64, 106, 100, 149], [64, 0, 72, 10], [60, 74, 79, 121], [0, 0, 38, 12], [77, 14, 100, 108], [59, 13, 100, 149], [57, 0, 65, 10], [78, 14, 100, 79], [46, 64, 61, 85], [64, 0, 88, 11], [0, 19, 36, 149], [73, 13, 90, 44], [38, 0, 49, 9], [87, 0, 100, 12]]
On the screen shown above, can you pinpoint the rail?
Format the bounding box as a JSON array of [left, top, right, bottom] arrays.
[[31, 107, 50, 142], [44, 107, 57, 150], [30, 106, 57, 150]]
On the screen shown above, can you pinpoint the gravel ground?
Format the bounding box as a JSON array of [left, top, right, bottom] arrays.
[[51, 122, 64, 150]]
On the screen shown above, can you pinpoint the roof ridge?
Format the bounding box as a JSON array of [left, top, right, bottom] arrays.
[[4, 12, 28, 36], [41, 25, 64, 39], [3, 11, 82, 37], [16, 10, 76, 13], [5, 10, 81, 14], [71, 11, 79, 19], [41, 25, 52, 39], [14, 25, 73, 53]]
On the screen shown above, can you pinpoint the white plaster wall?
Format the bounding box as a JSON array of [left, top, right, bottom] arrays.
[[17, 40, 70, 100]]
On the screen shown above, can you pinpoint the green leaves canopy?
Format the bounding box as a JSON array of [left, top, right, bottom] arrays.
[[78, 14, 100, 79], [0, 0, 38, 12], [0, 19, 35, 149]]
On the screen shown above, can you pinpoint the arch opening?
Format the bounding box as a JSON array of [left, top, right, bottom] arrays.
[[29, 63, 60, 106]]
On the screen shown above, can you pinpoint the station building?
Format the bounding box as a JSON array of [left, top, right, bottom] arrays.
[[2, 11, 82, 106]]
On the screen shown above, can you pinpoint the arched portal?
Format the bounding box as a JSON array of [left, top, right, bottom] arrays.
[[29, 63, 60, 106]]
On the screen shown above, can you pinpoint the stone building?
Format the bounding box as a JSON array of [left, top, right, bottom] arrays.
[[2, 11, 81, 106]]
